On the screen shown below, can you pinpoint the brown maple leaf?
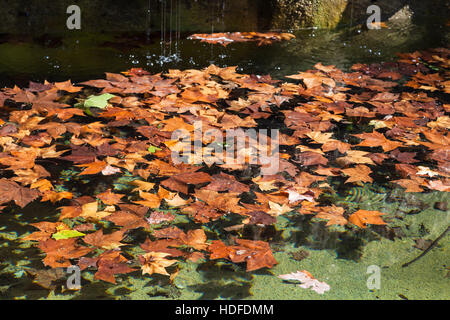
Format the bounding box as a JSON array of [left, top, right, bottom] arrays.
[[161, 171, 212, 194], [230, 239, 278, 272], [208, 239, 277, 271], [83, 229, 125, 250], [194, 189, 242, 213], [341, 165, 373, 184], [96, 189, 124, 205], [181, 201, 223, 223], [140, 238, 185, 257], [0, 178, 40, 208], [38, 238, 93, 268], [203, 172, 250, 194], [315, 205, 348, 226], [92, 251, 136, 284], [354, 131, 402, 152]]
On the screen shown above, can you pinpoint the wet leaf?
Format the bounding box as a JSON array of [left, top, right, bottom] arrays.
[[348, 210, 387, 228]]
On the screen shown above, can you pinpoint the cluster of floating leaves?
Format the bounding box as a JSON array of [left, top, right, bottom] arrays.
[[188, 32, 296, 46], [0, 47, 448, 289]]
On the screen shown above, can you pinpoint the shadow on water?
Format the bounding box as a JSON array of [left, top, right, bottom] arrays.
[[189, 261, 253, 299], [286, 214, 366, 261]]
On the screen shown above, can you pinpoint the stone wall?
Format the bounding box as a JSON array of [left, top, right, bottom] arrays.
[[0, 0, 448, 34], [0, 0, 269, 35], [271, 0, 450, 29], [270, 0, 348, 29]]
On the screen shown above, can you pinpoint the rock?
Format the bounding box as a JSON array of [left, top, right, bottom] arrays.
[[434, 202, 448, 211], [413, 239, 432, 251], [271, 0, 348, 29], [271, 0, 450, 29], [289, 249, 310, 261]]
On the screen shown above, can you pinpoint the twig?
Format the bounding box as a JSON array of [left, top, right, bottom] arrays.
[[402, 226, 449, 268]]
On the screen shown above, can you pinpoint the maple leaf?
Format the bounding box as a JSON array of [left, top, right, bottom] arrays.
[[322, 140, 351, 153], [306, 131, 334, 144], [60, 144, 97, 164], [54, 80, 82, 93], [286, 71, 335, 89], [244, 211, 277, 226], [139, 252, 177, 276], [230, 239, 278, 272], [105, 210, 150, 231], [153, 226, 185, 240], [90, 251, 136, 284], [208, 240, 233, 260], [286, 189, 315, 204], [101, 164, 121, 175], [268, 201, 292, 216], [208, 239, 277, 271], [30, 179, 53, 192], [194, 189, 242, 213], [140, 238, 185, 257], [252, 176, 278, 191], [368, 152, 389, 164], [393, 178, 424, 192], [416, 166, 439, 177], [0, 178, 40, 208], [337, 150, 375, 166], [161, 171, 211, 194], [146, 211, 175, 224], [51, 229, 85, 240], [79, 201, 115, 220], [389, 149, 418, 164], [77, 160, 107, 175], [38, 238, 93, 268], [22, 221, 70, 242], [129, 180, 156, 192], [314, 205, 348, 226], [83, 229, 125, 250], [165, 194, 191, 207], [161, 117, 194, 132], [179, 229, 208, 250], [295, 151, 328, 166], [278, 270, 330, 294], [348, 210, 387, 228], [203, 172, 250, 193], [354, 131, 402, 152], [134, 190, 161, 208], [181, 201, 223, 223], [341, 165, 373, 184], [427, 180, 450, 192], [96, 189, 124, 205], [295, 171, 326, 187]]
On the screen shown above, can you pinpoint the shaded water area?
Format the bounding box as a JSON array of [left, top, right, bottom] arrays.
[[0, 10, 449, 300]]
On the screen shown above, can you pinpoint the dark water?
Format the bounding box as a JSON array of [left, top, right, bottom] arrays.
[[0, 18, 447, 87]]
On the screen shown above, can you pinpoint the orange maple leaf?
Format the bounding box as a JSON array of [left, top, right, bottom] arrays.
[[349, 210, 387, 228]]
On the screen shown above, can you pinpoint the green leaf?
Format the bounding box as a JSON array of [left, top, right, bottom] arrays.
[[148, 145, 162, 153], [83, 93, 116, 109], [52, 229, 85, 240]]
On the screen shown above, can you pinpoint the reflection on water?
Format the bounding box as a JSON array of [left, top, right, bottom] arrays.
[[0, 19, 447, 87]]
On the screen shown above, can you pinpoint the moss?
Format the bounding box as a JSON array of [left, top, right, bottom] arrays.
[[313, 0, 348, 28], [271, 0, 348, 29]]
